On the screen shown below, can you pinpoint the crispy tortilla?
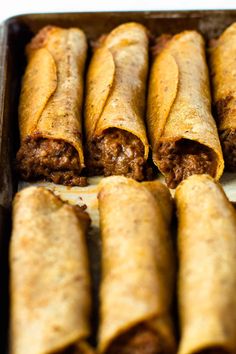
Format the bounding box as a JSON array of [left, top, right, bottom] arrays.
[[147, 31, 224, 188], [175, 174, 236, 354], [17, 26, 87, 184], [98, 176, 176, 354], [85, 23, 149, 179], [10, 186, 93, 354]]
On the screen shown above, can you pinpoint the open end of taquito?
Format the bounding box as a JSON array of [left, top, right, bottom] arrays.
[[156, 138, 217, 189], [17, 136, 87, 186], [86, 128, 151, 181]]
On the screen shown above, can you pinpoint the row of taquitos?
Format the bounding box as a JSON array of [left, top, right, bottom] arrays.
[[10, 174, 236, 354], [16, 22, 236, 189]]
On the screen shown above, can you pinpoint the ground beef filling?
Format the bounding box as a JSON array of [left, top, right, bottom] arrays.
[[220, 129, 236, 171], [16, 137, 87, 186], [157, 139, 215, 189], [106, 323, 164, 354], [87, 129, 146, 181]]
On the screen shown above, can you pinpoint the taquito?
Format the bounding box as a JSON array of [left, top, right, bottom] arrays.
[[85, 23, 150, 181], [175, 174, 236, 354], [147, 31, 224, 188], [10, 186, 94, 354], [16, 26, 87, 186], [210, 22, 236, 171], [98, 176, 176, 354]]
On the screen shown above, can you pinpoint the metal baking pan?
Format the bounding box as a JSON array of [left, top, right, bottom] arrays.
[[1, 10, 236, 353]]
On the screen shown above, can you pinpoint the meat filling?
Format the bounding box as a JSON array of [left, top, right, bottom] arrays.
[[157, 139, 216, 189], [86, 128, 147, 181], [16, 137, 87, 186], [106, 323, 164, 354], [220, 129, 236, 171]]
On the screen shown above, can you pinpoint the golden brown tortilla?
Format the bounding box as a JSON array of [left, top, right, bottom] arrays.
[[147, 30, 224, 188], [17, 26, 87, 185], [175, 174, 236, 354], [98, 176, 176, 354], [85, 23, 150, 181], [10, 186, 94, 354], [209, 22, 236, 171]]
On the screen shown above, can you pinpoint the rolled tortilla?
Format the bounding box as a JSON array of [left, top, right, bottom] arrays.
[[147, 31, 224, 188], [209, 22, 236, 171], [85, 23, 150, 181], [10, 186, 94, 354], [175, 174, 236, 354], [16, 26, 88, 186], [98, 176, 176, 354]]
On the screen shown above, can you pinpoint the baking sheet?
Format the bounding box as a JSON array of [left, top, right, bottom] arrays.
[[2, 10, 236, 352]]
